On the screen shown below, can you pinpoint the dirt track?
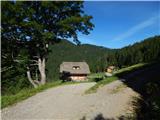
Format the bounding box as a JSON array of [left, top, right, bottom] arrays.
[[2, 81, 139, 120]]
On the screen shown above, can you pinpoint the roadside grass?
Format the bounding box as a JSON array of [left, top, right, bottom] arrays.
[[2, 62, 157, 108], [87, 72, 105, 82], [85, 62, 151, 94], [113, 62, 154, 78], [1, 80, 90, 109], [85, 76, 118, 94], [87, 72, 105, 79]]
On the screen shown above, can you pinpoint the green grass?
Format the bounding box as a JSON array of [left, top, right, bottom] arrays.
[[85, 76, 118, 94], [115, 63, 148, 75], [87, 72, 105, 78], [85, 63, 150, 94], [2, 62, 156, 108], [1, 80, 88, 109], [87, 72, 105, 82]]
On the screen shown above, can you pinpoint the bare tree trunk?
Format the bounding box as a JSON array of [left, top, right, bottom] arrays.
[[27, 69, 38, 88], [27, 57, 46, 87], [35, 69, 38, 81], [38, 57, 46, 85]]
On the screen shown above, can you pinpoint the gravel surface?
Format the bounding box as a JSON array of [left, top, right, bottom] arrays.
[[2, 81, 139, 120]]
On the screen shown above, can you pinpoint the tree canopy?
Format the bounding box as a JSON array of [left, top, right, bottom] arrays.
[[1, 1, 94, 91]]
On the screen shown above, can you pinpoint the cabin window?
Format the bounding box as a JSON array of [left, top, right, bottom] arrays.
[[72, 66, 80, 70]]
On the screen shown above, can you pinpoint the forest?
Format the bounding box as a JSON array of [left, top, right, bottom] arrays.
[[2, 35, 160, 95], [47, 36, 160, 80]]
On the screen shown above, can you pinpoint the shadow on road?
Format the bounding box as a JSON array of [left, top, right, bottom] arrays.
[[81, 62, 160, 120], [80, 113, 134, 120]]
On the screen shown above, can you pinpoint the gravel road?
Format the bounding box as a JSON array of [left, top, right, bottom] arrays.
[[2, 81, 139, 120]]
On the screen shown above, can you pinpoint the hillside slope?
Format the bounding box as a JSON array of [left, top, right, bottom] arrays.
[[46, 40, 111, 81], [46, 36, 160, 81]]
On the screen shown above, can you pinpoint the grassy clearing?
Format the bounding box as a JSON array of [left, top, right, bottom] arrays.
[[85, 63, 150, 94], [1, 80, 88, 109]]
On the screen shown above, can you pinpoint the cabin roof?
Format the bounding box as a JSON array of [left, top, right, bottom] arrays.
[[60, 62, 90, 74]]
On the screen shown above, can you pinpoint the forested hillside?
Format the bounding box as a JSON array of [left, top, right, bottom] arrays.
[[46, 36, 160, 81], [113, 36, 160, 67], [46, 40, 111, 81], [2, 36, 160, 95]]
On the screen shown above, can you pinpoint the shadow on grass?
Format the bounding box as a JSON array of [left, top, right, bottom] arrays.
[[115, 62, 160, 120], [81, 62, 160, 120]]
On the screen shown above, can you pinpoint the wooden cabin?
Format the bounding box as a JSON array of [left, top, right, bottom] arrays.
[[104, 66, 116, 77], [105, 66, 116, 73], [106, 66, 115, 73], [60, 62, 90, 81]]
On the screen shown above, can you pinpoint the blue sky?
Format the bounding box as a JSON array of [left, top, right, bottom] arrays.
[[76, 1, 160, 49]]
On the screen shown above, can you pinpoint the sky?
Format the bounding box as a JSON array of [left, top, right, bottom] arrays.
[[76, 1, 160, 49]]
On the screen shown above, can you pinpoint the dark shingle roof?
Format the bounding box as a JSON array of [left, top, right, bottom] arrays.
[[60, 62, 90, 74]]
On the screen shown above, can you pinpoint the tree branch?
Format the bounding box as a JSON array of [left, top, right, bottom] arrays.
[[26, 67, 38, 88], [1, 66, 13, 72], [34, 80, 41, 85]]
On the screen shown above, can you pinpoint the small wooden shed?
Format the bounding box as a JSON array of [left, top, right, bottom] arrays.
[[106, 66, 115, 73], [60, 62, 90, 81]]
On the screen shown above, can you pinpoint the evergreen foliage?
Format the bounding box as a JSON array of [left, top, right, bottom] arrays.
[[1, 1, 94, 93], [46, 36, 160, 81]]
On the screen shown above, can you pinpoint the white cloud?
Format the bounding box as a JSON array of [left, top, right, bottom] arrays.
[[112, 16, 159, 41]]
